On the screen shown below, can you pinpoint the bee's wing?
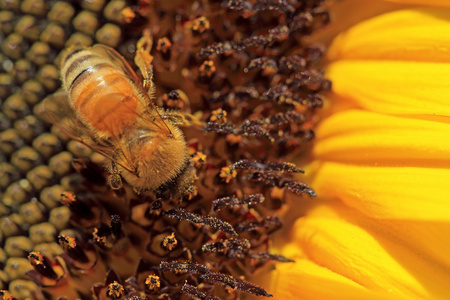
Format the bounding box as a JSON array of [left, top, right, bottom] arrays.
[[91, 44, 141, 84], [91, 44, 173, 136], [41, 92, 89, 140], [42, 92, 135, 173]]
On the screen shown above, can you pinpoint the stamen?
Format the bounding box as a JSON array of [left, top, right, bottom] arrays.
[[164, 208, 238, 236], [181, 283, 220, 300], [230, 159, 305, 173], [212, 194, 265, 211]]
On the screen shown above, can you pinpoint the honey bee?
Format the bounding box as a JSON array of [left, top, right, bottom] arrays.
[[46, 31, 195, 198]]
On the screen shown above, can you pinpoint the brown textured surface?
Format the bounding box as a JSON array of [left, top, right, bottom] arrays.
[[0, 0, 330, 299]]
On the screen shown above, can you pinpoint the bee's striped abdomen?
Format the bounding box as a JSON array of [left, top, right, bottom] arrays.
[[61, 49, 141, 138]]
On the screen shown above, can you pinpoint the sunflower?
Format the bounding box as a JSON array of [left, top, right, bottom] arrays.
[[268, 1, 450, 299]]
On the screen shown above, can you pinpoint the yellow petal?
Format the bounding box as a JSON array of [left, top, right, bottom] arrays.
[[326, 60, 450, 116], [384, 0, 450, 8], [285, 204, 450, 300], [328, 9, 450, 62], [313, 109, 450, 163], [371, 220, 450, 277], [270, 5, 450, 300], [313, 0, 407, 44], [310, 161, 450, 220], [270, 260, 402, 300], [326, 8, 450, 115]]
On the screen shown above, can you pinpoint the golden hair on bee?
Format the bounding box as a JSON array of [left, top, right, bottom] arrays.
[[47, 31, 196, 198]]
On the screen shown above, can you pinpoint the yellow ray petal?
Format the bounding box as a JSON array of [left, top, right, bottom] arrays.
[[326, 60, 450, 116], [288, 204, 450, 300], [312, 0, 407, 45], [384, 0, 450, 8], [309, 161, 450, 220], [371, 219, 450, 276], [313, 109, 450, 164], [328, 9, 450, 62], [326, 8, 450, 115], [269, 259, 404, 300]]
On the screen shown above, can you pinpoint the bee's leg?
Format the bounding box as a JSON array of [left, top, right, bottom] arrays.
[[134, 29, 156, 97], [107, 161, 123, 190]]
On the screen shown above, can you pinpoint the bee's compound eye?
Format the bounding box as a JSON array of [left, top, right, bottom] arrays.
[[108, 173, 123, 190]]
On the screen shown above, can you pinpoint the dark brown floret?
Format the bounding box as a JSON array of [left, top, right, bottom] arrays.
[[57, 235, 90, 264], [27, 252, 58, 280], [110, 214, 122, 238], [26, 251, 67, 288], [59, 191, 96, 221]]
